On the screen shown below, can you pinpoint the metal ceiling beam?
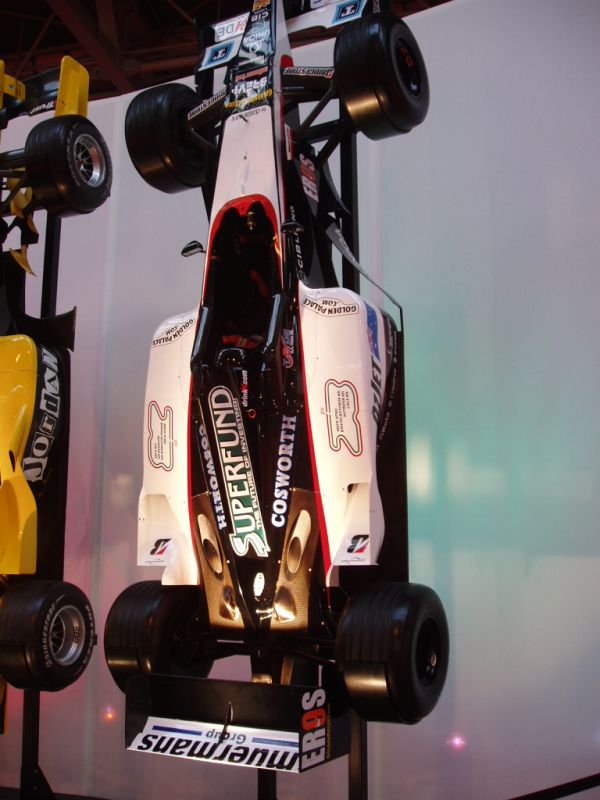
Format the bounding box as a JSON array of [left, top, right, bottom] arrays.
[[95, 0, 119, 49], [44, 0, 134, 93]]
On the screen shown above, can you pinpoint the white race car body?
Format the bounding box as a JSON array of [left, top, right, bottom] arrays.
[[137, 0, 408, 639]]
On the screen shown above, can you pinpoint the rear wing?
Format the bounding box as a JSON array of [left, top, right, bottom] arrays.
[[0, 55, 89, 132], [196, 0, 377, 72]]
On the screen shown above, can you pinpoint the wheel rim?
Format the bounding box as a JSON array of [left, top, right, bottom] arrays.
[[415, 617, 442, 687], [73, 133, 106, 187], [394, 36, 423, 97], [49, 605, 86, 666]]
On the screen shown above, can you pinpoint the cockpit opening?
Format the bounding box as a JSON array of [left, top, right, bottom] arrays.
[[204, 199, 279, 356]]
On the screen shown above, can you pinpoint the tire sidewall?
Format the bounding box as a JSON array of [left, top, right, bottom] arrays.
[[32, 585, 96, 688], [386, 586, 449, 723], [104, 581, 213, 692], [125, 85, 207, 192], [374, 18, 430, 132], [334, 14, 430, 138], [25, 115, 112, 216], [336, 582, 448, 723]]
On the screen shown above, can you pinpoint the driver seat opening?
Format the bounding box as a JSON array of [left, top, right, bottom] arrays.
[[207, 200, 279, 357]]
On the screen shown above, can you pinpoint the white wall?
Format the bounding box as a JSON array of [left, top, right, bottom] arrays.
[[1, 0, 600, 797]]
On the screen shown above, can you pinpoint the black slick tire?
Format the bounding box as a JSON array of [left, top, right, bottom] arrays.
[[125, 84, 208, 193], [0, 580, 96, 691], [104, 581, 213, 692], [334, 14, 429, 140], [24, 115, 112, 216], [336, 582, 449, 723]]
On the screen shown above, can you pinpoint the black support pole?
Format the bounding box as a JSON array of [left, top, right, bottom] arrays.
[[20, 691, 54, 800], [40, 214, 61, 318], [339, 126, 359, 293], [348, 714, 368, 800], [18, 209, 63, 800], [257, 768, 278, 800], [339, 116, 369, 800]]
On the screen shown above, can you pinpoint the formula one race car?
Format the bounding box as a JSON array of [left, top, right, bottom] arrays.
[[105, 0, 448, 768], [0, 56, 111, 707]]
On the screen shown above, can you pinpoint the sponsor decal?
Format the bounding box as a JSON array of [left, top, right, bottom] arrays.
[[23, 347, 61, 483], [332, 0, 365, 23], [324, 380, 363, 456], [147, 402, 174, 471], [226, 72, 272, 111], [299, 153, 318, 203], [235, 65, 268, 82], [198, 423, 227, 530], [251, 9, 269, 22], [187, 88, 227, 122], [209, 387, 269, 557], [237, 14, 272, 66], [240, 370, 249, 408], [281, 328, 294, 369], [150, 538, 171, 556], [130, 716, 300, 772], [287, 205, 305, 274], [376, 321, 399, 443], [229, 106, 265, 123], [370, 353, 383, 426], [204, 40, 237, 67], [271, 416, 297, 528], [300, 689, 328, 770], [213, 13, 249, 42], [365, 303, 380, 359], [284, 66, 334, 80], [347, 534, 369, 554], [225, 87, 273, 111], [301, 295, 358, 317], [29, 100, 56, 115], [252, 0, 270, 10], [152, 316, 195, 348]]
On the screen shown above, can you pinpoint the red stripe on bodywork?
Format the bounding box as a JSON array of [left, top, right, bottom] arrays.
[[297, 295, 332, 578], [186, 379, 201, 585]]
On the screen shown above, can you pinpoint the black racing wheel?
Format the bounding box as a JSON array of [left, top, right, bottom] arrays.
[[104, 580, 213, 692], [336, 582, 448, 723], [24, 115, 112, 216], [334, 14, 429, 140], [0, 580, 96, 691], [125, 83, 209, 193]]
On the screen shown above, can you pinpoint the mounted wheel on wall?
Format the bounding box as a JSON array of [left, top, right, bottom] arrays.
[[104, 580, 213, 692], [334, 14, 430, 140], [0, 580, 96, 691], [125, 84, 209, 194], [24, 115, 112, 216], [336, 582, 448, 723]]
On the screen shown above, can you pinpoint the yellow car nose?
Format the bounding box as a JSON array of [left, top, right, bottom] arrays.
[[0, 335, 38, 574]]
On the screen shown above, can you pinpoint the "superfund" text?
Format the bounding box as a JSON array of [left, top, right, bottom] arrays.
[[271, 416, 296, 528], [209, 387, 269, 558]]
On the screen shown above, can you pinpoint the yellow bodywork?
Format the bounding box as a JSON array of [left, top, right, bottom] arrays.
[[0, 336, 38, 575], [0, 55, 88, 117], [0, 60, 26, 110], [55, 55, 89, 117]]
